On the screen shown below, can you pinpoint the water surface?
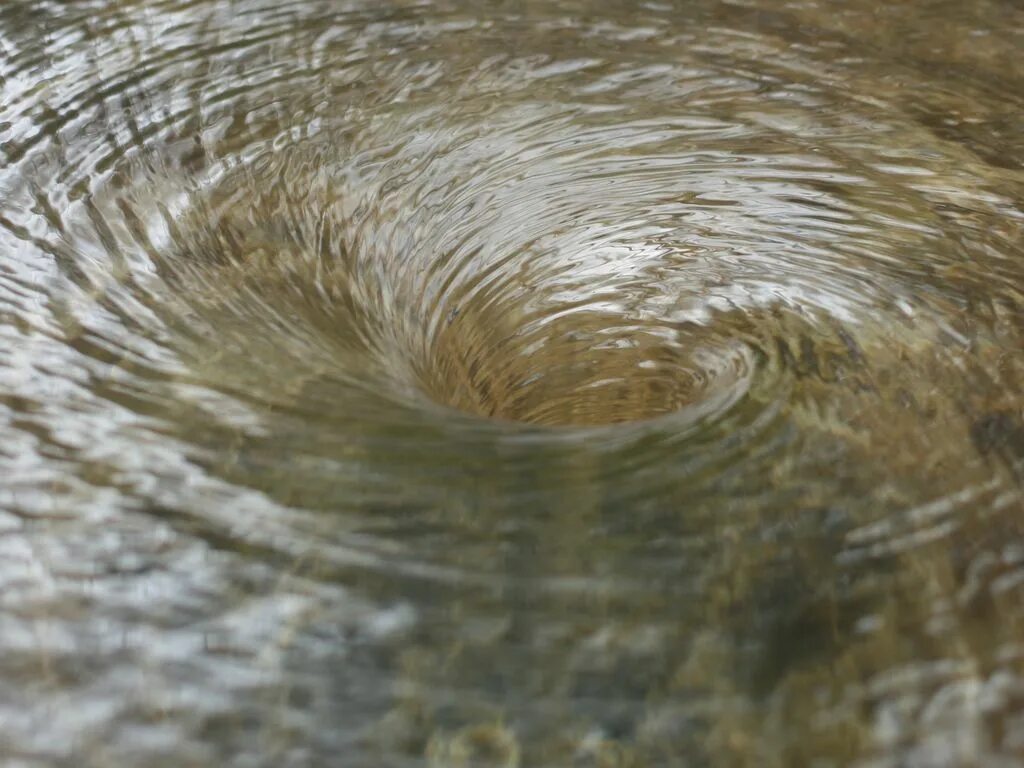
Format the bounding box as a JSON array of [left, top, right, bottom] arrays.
[[1, 0, 1023, 765]]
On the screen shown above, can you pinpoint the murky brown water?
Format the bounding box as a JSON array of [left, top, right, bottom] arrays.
[[1, 0, 1023, 765]]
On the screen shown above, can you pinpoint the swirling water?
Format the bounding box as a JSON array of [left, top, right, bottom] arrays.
[[0, 0, 1023, 765]]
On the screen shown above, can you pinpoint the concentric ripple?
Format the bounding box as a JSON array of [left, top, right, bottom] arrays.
[[1, 0, 1023, 765]]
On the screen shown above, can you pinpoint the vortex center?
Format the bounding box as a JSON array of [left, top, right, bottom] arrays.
[[422, 306, 719, 427]]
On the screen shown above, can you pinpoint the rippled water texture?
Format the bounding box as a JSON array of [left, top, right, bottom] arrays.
[[1, 0, 1024, 765]]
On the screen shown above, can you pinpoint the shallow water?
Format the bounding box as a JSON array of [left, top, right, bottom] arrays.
[[1, 0, 1023, 765]]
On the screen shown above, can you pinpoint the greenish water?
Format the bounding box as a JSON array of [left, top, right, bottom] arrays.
[[0, 0, 1022, 765]]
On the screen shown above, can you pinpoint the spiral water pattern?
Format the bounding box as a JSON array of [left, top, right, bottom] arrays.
[[1, 0, 1023, 765]]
